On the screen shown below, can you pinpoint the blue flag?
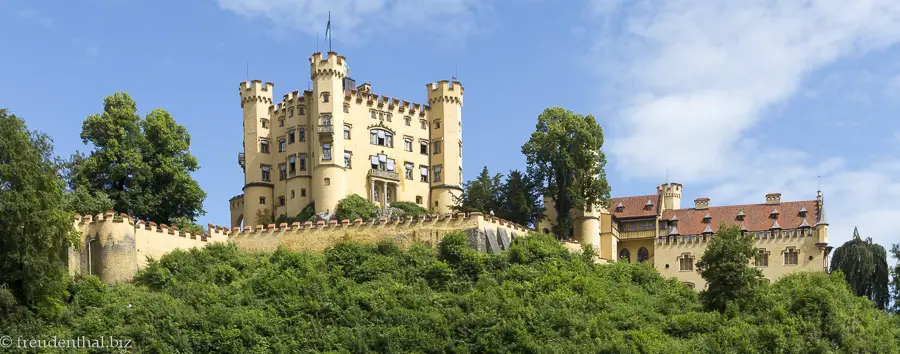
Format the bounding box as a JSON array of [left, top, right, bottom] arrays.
[[325, 11, 331, 39]]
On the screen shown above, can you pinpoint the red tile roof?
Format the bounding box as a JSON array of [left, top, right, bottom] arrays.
[[610, 195, 660, 219], [661, 201, 818, 235]]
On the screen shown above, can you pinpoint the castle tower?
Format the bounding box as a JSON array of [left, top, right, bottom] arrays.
[[239, 80, 275, 226], [657, 183, 682, 212], [426, 80, 464, 214], [310, 52, 349, 214]]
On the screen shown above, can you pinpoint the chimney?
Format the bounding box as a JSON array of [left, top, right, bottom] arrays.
[[694, 198, 709, 210], [766, 193, 781, 205]]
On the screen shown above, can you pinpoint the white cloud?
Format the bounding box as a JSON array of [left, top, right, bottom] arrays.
[[16, 8, 52, 28], [586, 0, 900, 247], [217, 0, 491, 44]]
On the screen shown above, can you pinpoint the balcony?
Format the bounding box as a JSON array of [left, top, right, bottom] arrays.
[[317, 124, 333, 134], [237, 152, 245, 168], [368, 168, 400, 181]]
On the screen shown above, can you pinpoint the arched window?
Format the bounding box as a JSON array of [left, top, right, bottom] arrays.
[[299, 128, 306, 142], [343, 125, 351, 139], [369, 129, 393, 147], [638, 247, 649, 262], [619, 248, 631, 263]]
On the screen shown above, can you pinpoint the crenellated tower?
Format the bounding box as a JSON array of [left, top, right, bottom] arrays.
[[239, 80, 275, 226], [426, 80, 464, 214], [310, 52, 349, 214]]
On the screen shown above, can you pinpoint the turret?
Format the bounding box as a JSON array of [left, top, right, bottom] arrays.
[[310, 52, 349, 214], [239, 80, 275, 226], [426, 80, 464, 214], [657, 183, 682, 212]]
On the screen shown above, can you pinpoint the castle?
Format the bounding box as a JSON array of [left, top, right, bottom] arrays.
[[542, 184, 832, 289], [229, 51, 463, 228]]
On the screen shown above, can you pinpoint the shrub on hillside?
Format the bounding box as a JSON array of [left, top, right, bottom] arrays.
[[389, 201, 429, 218], [335, 194, 378, 221]]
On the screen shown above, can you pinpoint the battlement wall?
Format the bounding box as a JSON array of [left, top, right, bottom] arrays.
[[216, 212, 531, 254], [345, 89, 429, 117], [239, 80, 274, 108], [70, 212, 225, 284], [427, 80, 463, 106]]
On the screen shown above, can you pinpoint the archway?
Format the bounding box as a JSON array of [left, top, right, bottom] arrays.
[[637, 247, 649, 263], [619, 248, 631, 263]]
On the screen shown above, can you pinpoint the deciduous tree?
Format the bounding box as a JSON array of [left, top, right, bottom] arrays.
[[0, 109, 79, 314], [521, 107, 611, 239], [695, 224, 764, 312], [829, 227, 890, 309]]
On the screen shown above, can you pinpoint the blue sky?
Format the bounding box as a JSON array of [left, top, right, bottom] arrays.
[[3, 0, 900, 249]]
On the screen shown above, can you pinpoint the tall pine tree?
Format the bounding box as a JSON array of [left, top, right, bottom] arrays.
[[497, 170, 543, 226], [452, 166, 503, 215]]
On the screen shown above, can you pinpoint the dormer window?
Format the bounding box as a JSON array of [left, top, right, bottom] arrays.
[[736, 210, 745, 221], [799, 207, 807, 218], [702, 225, 713, 235], [703, 213, 711, 223], [670, 215, 679, 224], [644, 199, 653, 210], [770, 207, 779, 219], [615, 202, 624, 212]]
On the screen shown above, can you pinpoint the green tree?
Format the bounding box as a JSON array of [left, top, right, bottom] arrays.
[[0, 109, 79, 314], [452, 166, 503, 215], [521, 107, 611, 239], [695, 224, 764, 312], [70, 92, 206, 225], [890, 243, 900, 314], [335, 194, 378, 221], [829, 226, 890, 309], [497, 170, 543, 226], [58, 152, 114, 216]]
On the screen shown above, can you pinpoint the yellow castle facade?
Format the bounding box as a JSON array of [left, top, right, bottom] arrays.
[[542, 184, 832, 289], [229, 51, 463, 227]]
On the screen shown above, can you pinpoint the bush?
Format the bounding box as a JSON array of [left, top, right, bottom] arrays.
[[389, 201, 429, 218], [335, 194, 378, 221], [297, 202, 316, 223]]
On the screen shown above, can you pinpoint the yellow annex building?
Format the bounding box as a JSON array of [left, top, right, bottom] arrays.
[[541, 184, 832, 289], [229, 52, 464, 227]]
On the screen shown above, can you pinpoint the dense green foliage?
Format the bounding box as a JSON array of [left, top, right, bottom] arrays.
[[0, 109, 79, 314], [695, 224, 764, 312], [335, 194, 378, 221], [68, 92, 206, 225], [522, 107, 611, 239], [453, 167, 543, 226], [830, 227, 890, 309], [891, 243, 900, 314], [389, 201, 429, 218], [3, 233, 899, 352]]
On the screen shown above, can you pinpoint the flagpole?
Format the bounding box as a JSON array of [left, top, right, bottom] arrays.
[[328, 11, 333, 52]]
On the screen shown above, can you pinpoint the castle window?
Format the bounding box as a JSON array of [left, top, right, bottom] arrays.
[[321, 114, 332, 126], [420, 141, 428, 155], [434, 120, 441, 129], [322, 143, 332, 160], [416, 196, 423, 204], [289, 107, 294, 116], [682, 282, 695, 290], [369, 129, 393, 147], [784, 248, 799, 265], [371, 110, 376, 119], [288, 155, 296, 176], [434, 165, 442, 182], [279, 163, 287, 180], [343, 104, 349, 113], [459, 141, 462, 157], [755, 249, 770, 267], [405, 162, 414, 180], [278, 138, 286, 152], [298, 106, 305, 115], [344, 151, 352, 168], [278, 196, 285, 206], [324, 178, 330, 186], [405, 116, 411, 126], [432, 140, 442, 155], [386, 113, 392, 122], [343, 125, 351, 139], [434, 201, 438, 207], [404, 138, 413, 152], [679, 253, 694, 271], [459, 167, 462, 183], [299, 128, 306, 142], [299, 154, 307, 171], [322, 92, 330, 103], [420, 166, 429, 182], [260, 165, 271, 182], [619, 249, 631, 263], [279, 118, 285, 127], [260, 140, 270, 154], [259, 196, 266, 205], [637, 247, 649, 262], [288, 130, 295, 144], [420, 120, 427, 130], [379, 112, 384, 120], [291, 190, 295, 199], [301, 189, 306, 197], [261, 119, 268, 129]]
